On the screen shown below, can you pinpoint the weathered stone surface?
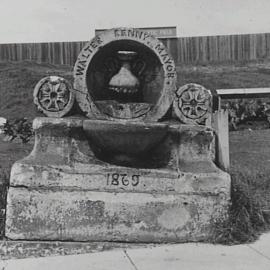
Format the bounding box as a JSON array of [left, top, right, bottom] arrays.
[[73, 27, 177, 121], [83, 119, 169, 155], [9, 117, 229, 196], [173, 83, 212, 125], [33, 76, 75, 118], [10, 161, 230, 196], [22, 117, 217, 169], [5, 117, 230, 242], [5, 187, 228, 242]]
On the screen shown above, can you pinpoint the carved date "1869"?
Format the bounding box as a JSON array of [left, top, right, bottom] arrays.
[[106, 173, 140, 187]]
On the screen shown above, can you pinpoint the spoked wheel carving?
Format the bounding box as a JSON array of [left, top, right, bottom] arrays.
[[173, 83, 212, 124], [33, 76, 74, 117]]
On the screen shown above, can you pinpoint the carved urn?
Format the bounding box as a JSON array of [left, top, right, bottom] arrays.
[[108, 51, 140, 102]]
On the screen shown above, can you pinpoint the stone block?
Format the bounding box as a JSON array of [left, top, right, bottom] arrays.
[[5, 117, 231, 242], [5, 187, 229, 242]]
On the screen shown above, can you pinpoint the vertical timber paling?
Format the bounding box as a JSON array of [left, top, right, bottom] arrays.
[[213, 109, 230, 172], [1, 33, 270, 65]]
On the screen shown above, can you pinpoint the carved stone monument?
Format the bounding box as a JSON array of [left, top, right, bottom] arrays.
[[5, 28, 230, 243]]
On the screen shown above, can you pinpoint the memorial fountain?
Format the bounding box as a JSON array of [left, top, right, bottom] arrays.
[[5, 28, 230, 242]]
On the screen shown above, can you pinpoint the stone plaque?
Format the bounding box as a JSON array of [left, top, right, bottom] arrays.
[[173, 83, 212, 125], [74, 27, 177, 121], [33, 76, 75, 118]]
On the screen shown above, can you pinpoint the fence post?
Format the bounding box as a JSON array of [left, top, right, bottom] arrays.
[[212, 109, 230, 171]]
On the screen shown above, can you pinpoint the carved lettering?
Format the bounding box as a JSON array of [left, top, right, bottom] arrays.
[[167, 72, 175, 78], [81, 53, 90, 59], [131, 175, 140, 186], [84, 45, 93, 54], [114, 29, 150, 42], [114, 29, 121, 37], [79, 60, 87, 67], [120, 174, 129, 186], [75, 65, 85, 75], [155, 44, 165, 55], [135, 30, 143, 39], [166, 65, 174, 72], [90, 41, 98, 49], [164, 56, 173, 65], [160, 53, 168, 61], [83, 37, 103, 56], [94, 36, 103, 45], [142, 32, 150, 41], [154, 44, 175, 74], [127, 29, 135, 37], [90, 36, 102, 49], [106, 173, 140, 187], [121, 29, 127, 36], [111, 173, 120, 185]]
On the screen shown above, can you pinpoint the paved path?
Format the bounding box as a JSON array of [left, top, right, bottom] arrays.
[[0, 233, 270, 270]]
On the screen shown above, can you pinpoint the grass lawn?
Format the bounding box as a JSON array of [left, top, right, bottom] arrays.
[[203, 128, 269, 244], [0, 61, 73, 120], [0, 135, 33, 174], [230, 129, 270, 209]]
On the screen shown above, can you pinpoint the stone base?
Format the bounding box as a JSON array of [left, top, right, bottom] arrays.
[[6, 186, 229, 242], [5, 117, 231, 243], [6, 159, 230, 242]]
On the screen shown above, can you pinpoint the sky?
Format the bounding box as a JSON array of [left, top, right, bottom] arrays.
[[1, 0, 270, 43]]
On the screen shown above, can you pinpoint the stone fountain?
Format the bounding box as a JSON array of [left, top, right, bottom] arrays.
[[5, 28, 230, 242]]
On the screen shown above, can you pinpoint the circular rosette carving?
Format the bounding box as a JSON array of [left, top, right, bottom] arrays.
[[33, 76, 75, 117], [173, 83, 212, 124]]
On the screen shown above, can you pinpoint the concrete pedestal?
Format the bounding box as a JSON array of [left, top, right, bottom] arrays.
[[5, 117, 230, 243]]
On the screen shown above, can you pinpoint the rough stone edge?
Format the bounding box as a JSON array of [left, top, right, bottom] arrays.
[[0, 239, 153, 260], [9, 160, 231, 196]]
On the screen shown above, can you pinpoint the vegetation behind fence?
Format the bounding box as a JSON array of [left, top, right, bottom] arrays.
[[1, 32, 270, 65]]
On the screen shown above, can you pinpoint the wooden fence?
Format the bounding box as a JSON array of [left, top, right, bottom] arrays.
[[214, 87, 270, 171], [1, 32, 270, 66]]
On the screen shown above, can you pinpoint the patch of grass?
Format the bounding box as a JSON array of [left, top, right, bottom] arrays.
[[0, 134, 33, 171], [212, 171, 270, 244], [212, 129, 270, 244], [0, 61, 73, 120], [177, 62, 270, 89], [230, 129, 270, 210]]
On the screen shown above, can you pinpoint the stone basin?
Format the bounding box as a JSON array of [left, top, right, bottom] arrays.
[[83, 119, 168, 155]]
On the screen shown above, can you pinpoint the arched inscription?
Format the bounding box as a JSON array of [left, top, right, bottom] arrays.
[[74, 28, 177, 121]]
